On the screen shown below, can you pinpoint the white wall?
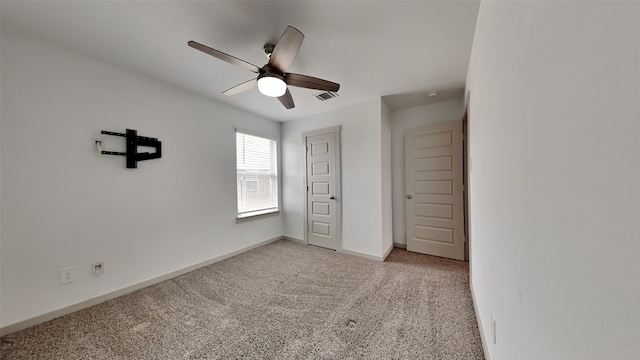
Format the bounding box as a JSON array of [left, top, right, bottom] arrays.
[[380, 100, 393, 255], [466, 2, 640, 359], [1, 31, 282, 328], [0, 29, 3, 322], [390, 98, 464, 245], [281, 98, 386, 258]]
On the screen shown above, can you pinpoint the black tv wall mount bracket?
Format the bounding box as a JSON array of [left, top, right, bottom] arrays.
[[100, 129, 162, 169]]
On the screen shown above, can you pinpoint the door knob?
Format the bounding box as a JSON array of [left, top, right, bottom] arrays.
[[330, 196, 335, 200], [407, 195, 413, 199]]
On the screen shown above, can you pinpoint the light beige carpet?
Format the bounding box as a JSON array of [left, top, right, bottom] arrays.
[[1, 240, 484, 359]]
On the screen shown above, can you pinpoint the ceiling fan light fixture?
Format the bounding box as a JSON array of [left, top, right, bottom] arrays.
[[257, 74, 287, 97]]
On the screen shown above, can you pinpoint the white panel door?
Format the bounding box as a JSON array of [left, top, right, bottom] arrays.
[[306, 131, 339, 250], [405, 121, 464, 260]]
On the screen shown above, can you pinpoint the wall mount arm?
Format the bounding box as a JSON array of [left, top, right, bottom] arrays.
[[100, 129, 162, 169]]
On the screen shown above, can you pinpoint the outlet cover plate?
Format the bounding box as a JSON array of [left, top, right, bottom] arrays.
[[60, 266, 77, 285]]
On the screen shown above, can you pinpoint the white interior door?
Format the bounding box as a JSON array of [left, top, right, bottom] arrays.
[[405, 121, 464, 260], [305, 128, 341, 250]]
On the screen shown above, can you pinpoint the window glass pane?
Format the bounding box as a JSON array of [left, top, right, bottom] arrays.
[[236, 132, 278, 217]]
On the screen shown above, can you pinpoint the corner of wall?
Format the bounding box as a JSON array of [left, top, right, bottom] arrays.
[[381, 99, 393, 255]]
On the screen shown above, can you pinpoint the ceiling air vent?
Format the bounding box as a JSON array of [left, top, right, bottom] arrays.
[[315, 91, 339, 101]]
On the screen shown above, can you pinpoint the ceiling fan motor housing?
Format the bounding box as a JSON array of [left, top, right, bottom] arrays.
[[257, 68, 284, 82]]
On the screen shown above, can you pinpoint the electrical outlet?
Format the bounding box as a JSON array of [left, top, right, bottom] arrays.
[[60, 266, 77, 285], [491, 314, 497, 345], [92, 262, 104, 276]]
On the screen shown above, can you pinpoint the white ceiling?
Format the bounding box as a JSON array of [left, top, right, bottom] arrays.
[[0, 1, 480, 122]]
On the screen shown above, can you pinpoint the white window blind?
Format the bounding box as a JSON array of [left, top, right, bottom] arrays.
[[236, 131, 278, 218]]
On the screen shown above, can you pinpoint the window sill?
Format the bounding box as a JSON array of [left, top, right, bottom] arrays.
[[236, 210, 280, 223]]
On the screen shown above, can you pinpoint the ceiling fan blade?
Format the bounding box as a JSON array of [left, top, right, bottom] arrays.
[[284, 73, 340, 92], [222, 79, 257, 96], [278, 88, 295, 109], [188, 41, 260, 74], [268, 26, 304, 73]]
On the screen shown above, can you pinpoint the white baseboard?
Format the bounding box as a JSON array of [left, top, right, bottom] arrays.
[[382, 243, 394, 261], [0, 236, 284, 337], [283, 236, 306, 245], [470, 278, 490, 360], [393, 242, 407, 249], [285, 236, 387, 262], [338, 248, 386, 261]]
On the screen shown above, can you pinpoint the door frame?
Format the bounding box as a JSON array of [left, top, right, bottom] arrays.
[[302, 125, 342, 249], [462, 104, 470, 261], [463, 92, 471, 262]]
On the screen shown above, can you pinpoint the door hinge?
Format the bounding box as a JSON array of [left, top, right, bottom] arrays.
[[306, 146, 309, 152], [307, 186, 309, 191]]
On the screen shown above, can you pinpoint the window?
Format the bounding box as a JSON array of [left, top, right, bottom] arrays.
[[245, 177, 259, 191], [236, 131, 278, 218]]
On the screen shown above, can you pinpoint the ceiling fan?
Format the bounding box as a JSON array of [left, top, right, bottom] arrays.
[[188, 26, 340, 109]]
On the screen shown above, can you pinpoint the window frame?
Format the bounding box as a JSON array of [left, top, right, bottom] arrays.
[[235, 129, 280, 222]]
